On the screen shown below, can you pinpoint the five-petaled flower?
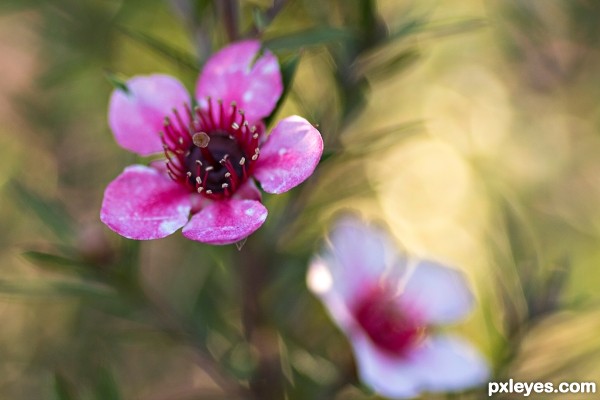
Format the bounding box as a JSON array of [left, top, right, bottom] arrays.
[[101, 40, 323, 245], [307, 216, 489, 399]]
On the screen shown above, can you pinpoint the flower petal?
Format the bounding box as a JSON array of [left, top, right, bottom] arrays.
[[233, 179, 262, 202], [350, 333, 423, 399], [402, 260, 474, 324], [195, 40, 282, 122], [254, 116, 323, 194], [182, 199, 267, 245], [108, 74, 190, 156], [350, 334, 488, 398], [307, 256, 356, 331], [328, 216, 405, 301], [100, 165, 192, 240], [410, 335, 490, 392]]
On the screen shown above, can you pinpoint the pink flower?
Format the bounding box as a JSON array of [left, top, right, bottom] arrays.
[[100, 40, 323, 245], [307, 216, 489, 398]]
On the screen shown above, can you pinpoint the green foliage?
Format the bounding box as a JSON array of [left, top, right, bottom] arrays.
[[10, 181, 74, 242], [264, 27, 355, 51], [117, 26, 200, 71]]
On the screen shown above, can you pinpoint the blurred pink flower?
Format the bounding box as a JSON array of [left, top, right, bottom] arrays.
[[100, 40, 323, 245], [307, 216, 489, 398]]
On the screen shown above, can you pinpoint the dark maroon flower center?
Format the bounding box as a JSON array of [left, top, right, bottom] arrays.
[[161, 98, 263, 200], [353, 286, 425, 356]]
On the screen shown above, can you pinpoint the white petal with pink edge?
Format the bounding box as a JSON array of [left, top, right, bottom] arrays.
[[350, 333, 423, 399], [182, 199, 267, 245], [100, 165, 192, 240], [254, 116, 323, 194], [195, 40, 282, 123], [402, 260, 474, 325], [108, 74, 191, 156], [409, 335, 490, 393], [307, 256, 357, 330], [308, 216, 405, 307], [351, 334, 489, 398]]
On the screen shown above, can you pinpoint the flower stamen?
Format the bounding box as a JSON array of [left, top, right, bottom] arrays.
[[160, 98, 264, 200]]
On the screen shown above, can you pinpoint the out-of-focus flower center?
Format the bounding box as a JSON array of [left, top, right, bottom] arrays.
[[353, 286, 425, 356], [161, 98, 263, 200]]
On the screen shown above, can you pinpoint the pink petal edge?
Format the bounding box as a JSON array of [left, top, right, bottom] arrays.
[[255, 116, 323, 194], [100, 165, 192, 240], [182, 199, 268, 245], [195, 40, 283, 123], [108, 74, 190, 156]]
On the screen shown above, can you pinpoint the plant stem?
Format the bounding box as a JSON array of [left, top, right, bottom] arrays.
[[238, 238, 285, 400], [221, 0, 239, 42]]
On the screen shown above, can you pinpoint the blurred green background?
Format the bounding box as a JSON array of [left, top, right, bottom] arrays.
[[2, 0, 600, 399]]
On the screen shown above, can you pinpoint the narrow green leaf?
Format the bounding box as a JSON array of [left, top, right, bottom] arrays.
[[265, 53, 301, 127], [0, 279, 115, 300], [22, 250, 92, 275], [252, 7, 269, 33], [104, 71, 130, 94], [0, 0, 40, 13], [427, 17, 487, 38], [365, 49, 421, 80], [117, 26, 199, 71], [10, 181, 74, 241], [264, 27, 355, 52], [388, 18, 428, 42], [54, 372, 77, 400], [339, 120, 422, 158], [94, 367, 122, 400]]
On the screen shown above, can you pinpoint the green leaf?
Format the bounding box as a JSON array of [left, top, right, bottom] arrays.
[[265, 53, 301, 127], [54, 372, 77, 400], [264, 27, 355, 52], [361, 49, 421, 80], [0, 0, 40, 13], [117, 26, 199, 71], [22, 250, 92, 276], [94, 367, 122, 400], [104, 71, 130, 94], [427, 17, 487, 38], [252, 7, 269, 33], [388, 18, 428, 42], [10, 181, 74, 241], [0, 279, 116, 300], [340, 120, 423, 157]]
